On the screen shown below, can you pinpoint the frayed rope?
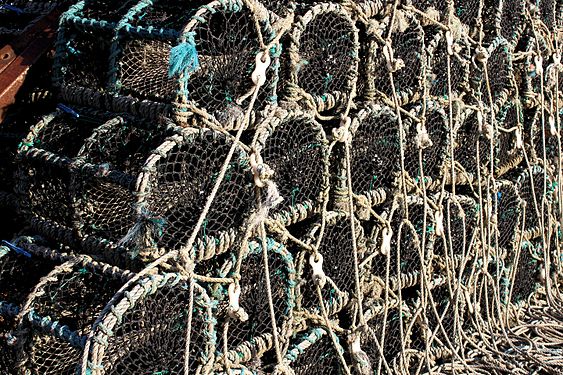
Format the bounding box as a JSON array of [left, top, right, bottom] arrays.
[[169, 33, 200, 78]]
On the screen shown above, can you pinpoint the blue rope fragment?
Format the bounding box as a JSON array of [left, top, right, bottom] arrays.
[[0, 4, 24, 14], [57, 103, 80, 118], [168, 34, 200, 78], [1, 240, 32, 258]]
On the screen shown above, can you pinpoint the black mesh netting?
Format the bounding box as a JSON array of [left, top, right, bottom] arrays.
[[216, 239, 294, 355], [55, 24, 112, 90], [94, 279, 212, 374], [298, 214, 362, 314], [495, 101, 523, 176], [17, 262, 124, 374], [77, 0, 138, 23], [433, 195, 480, 270], [427, 30, 470, 98], [17, 111, 109, 228], [289, 329, 346, 375], [495, 181, 523, 259], [144, 129, 254, 253], [479, 38, 514, 106], [509, 240, 541, 305], [256, 111, 327, 221], [117, 39, 176, 102], [349, 104, 402, 197], [405, 102, 449, 183], [127, 1, 206, 30], [454, 109, 493, 181], [515, 166, 555, 239], [498, 0, 526, 43], [372, 10, 424, 104], [73, 119, 166, 243], [290, 5, 357, 109], [427, 283, 464, 350], [0, 248, 57, 375], [453, 0, 481, 36], [184, 5, 274, 128], [362, 308, 405, 372]]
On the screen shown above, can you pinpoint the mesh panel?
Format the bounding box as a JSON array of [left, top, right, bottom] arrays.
[[255, 109, 328, 223], [16, 261, 124, 374], [362, 308, 407, 372], [426, 30, 470, 98], [298, 213, 364, 315], [76, 0, 138, 23], [480, 37, 514, 106], [426, 282, 464, 350], [287, 328, 346, 375], [372, 10, 424, 105], [515, 165, 555, 239], [117, 39, 176, 101], [453, 0, 482, 36], [455, 108, 493, 182], [509, 240, 541, 304], [405, 101, 449, 184], [73, 119, 166, 242], [143, 128, 254, 256], [17, 110, 108, 228], [217, 239, 295, 358], [289, 4, 359, 111], [495, 180, 523, 259], [349, 104, 402, 199], [55, 25, 112, 90], [87, 277, 214, 374], [495, 100, 523, 176], [0, 247, 57, 375], [177, 2, 276, 129]]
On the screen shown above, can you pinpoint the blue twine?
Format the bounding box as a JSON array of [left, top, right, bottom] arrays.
[[1, 240, 32, 258], [0, 4, 24, 14], [57, 103, 80, 118], [168, 34, 200, 78]]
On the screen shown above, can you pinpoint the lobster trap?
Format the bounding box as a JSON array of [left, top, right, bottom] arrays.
[[16, 108, 255, 264], [345, 103, 403, 209], [84, 274, 216, 375], [173, 0, 279, 129], [287, 3, 359, 113], [293, 211, 367, 317], [366, 8, 425, 106], [12, 254, 132, 374], [253, 107, 329, 226], [0, 239, 59, 375], [214, 238, 297, 368]]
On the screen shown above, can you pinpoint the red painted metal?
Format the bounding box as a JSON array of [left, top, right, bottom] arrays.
[[0, 9, 61, 122]]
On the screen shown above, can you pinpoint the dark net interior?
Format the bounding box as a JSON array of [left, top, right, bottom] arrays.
[[290, 330, 345, 375], [350, 105, 401, 196], [146, 129, 254, 252], [258, 113, 326, 219], [18, 263, 124, 374], [217, 240, 292, 354], [186, 6, 271, 127], [292, 8, 357, 104], [73, 120, 166, 242], [99, 280, 210, 374], [298, 215, 359, 314]]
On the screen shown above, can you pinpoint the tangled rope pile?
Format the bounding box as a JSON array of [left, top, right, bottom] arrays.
[[2, 0, 563, 373]]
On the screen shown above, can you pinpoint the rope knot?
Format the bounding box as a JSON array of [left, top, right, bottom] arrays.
[[415, 122, 433, 149], [474, 47, 489, 65], [227, 282, 249, 322], [348, 331, 372, 375], [309, 253, 327, 289], [383, 42, 405, 73], [273, 362, 295, 375], [250, 152, 274, 188], [332, 116, 352, 143]]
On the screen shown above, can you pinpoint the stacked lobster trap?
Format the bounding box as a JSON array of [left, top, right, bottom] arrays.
[[2, 0, 563, 373]]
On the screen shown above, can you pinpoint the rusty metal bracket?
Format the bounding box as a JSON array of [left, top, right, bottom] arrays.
[[0, 9, 61, 123]]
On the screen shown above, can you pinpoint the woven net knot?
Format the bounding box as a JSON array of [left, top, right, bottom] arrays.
[[333, 116, 352, 143], [250, 152, 275, 188], [474, 47, 489, 65]]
